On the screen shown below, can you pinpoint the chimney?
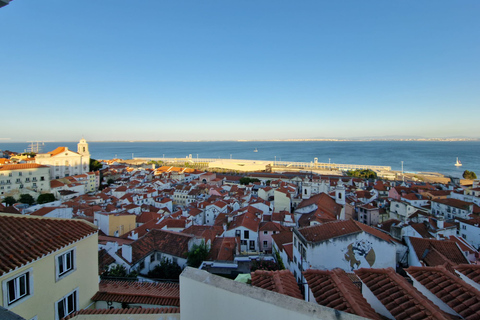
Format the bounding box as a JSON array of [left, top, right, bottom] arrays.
[[437, 218, 444, 229]]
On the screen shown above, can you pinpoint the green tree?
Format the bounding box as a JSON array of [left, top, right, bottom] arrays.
[[102, 264, 137, 279], [463, 170, 477, 180], [3, 196, 16, 206], [250, 259, 280, 272], [89, 158, 103, 171], [239, 177, 261, 185], [346, 169, 377, 179], [37, 193, 56, 204], [147, 257, 183, 280], [19, 194, 35, 206], [186, 241, 210, 268]]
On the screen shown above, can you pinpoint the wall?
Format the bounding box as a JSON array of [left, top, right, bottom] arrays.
[[297, 233, 396, 273], [180, 267, 369, 320], [0, 233, 98, 320]]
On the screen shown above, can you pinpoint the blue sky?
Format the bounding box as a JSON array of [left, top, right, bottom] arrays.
[[1, 0, 479, 141]]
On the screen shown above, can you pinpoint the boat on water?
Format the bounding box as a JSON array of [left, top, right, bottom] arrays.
[[254, 148, 258, 152], [455, 158, 462, 167]]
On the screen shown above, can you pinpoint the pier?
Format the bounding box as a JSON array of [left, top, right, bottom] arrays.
[[136, 156, 391, 173]]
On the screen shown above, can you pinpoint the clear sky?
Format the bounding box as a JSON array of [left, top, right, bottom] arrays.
[[1, 0, 479, 141]]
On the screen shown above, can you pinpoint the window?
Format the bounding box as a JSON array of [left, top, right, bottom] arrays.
[[462, 225, 467, 230], [2, 269, 33, 307], [56, 289, 77, 320], [18, 172, 22, 176], [244, 230, 249, 239], [235, 230, 241, 237], [263, 231, 268, 235], [56, 249, 75, 280], [263, 241, 268, 247]]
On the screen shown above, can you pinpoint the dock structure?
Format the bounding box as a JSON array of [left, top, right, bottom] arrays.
[[137, 156, 391, 172]]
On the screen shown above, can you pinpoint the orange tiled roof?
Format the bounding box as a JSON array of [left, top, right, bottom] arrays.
[[303, 268, 381, 319], [0, 163, 49, 171], [454, 264, 480, 285], [228, 211, 260, 232], [251, 270, 303, 299], [92, 280, 180, 307], [409, 237, 469, 266], [208, 237, 238, 261], [355, 268, 450, 320], [298, 219, 360, 243], [407, 265, 480, 320], [405, 266, 480, 320], [128, 229, 193, 263], [0, 214, 97, 276], [65, 307, 179, 319]]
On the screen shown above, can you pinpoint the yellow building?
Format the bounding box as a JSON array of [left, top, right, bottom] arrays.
[[0, 213, 98, 320], [94, 212, 136, 237]]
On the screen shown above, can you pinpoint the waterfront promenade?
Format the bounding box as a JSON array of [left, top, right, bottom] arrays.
[[136, 156, 392, 173]]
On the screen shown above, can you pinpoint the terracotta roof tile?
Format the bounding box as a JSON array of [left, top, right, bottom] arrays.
[[228, 211, 260, 232], [208, 237, 238, 261], [355, 268, 451, 320], [454, 265, 480, 285], [271, 231, 293, 252], [0, 163, 49, 171], [64, 307, 179, 319], [0, 214, 97, 276], [303, 269, 381, 319], [128, 229, 193, 264], [251, 270, 303, 299], [409, 237, 469, 266], [407, 265, 480, 320], [298, 219, 361, 242], [91, 280, 180, 307]]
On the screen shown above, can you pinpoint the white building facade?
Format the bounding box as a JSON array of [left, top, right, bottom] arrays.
[[35, 139, 91, 179]]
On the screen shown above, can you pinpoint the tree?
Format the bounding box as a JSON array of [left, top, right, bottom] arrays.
[[463, 170, 477, 180], [147, 257, 183, 280], [89, 158, 103, 171], [37, 193, 55, 204], [19, 194, 34, 206], [102, 264, 137, 279], [250, 259, 280, 272], [3, 196, 16, 206], [346, 169, 377, 179], [186, 241, 210, 268], [239, 177, 261, 185]]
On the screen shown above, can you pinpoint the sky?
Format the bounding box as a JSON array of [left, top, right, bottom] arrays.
[[1, 0, 479, 142]]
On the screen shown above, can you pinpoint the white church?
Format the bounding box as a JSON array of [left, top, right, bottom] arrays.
[[35, 138, 91, 179]]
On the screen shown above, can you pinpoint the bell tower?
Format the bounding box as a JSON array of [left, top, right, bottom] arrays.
[[77, 138, 90, 157], [77, 138, 91, 173]]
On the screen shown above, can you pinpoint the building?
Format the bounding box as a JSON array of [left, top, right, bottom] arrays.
[[94, 212, 137, 237], [0, 213, 98, 320], [291, 219, 400, 283], [35, 139, 91, 180], [0, 164, 51, 198]]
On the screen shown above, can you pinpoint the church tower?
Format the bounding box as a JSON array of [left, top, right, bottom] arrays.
[[77, 138, 91, 173], [77, 138, 90, 157], [335, 179, 346, 206]]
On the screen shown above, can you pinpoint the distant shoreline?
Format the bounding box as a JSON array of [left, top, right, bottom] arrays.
[[2, 138, 479, 143]]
